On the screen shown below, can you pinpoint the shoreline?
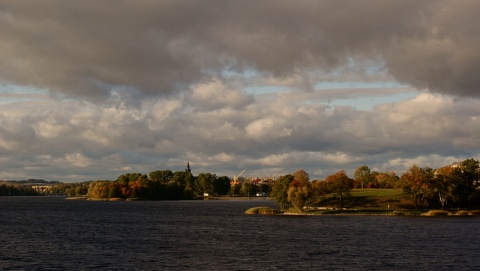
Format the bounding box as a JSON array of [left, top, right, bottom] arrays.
[[279, 209, 480, 217]]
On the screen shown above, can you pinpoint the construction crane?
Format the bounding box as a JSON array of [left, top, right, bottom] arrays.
[[233, 169, 246, 185]]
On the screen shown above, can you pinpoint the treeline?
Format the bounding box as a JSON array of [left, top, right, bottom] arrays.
[[269, 158, 480, 211], [5, 158, 478, 209], [86, 171, 233, 200], [229, 181, 271, 197], [327, 158, 480, 210], [48, 182, 90, 196], [399, 158, 480, 209], [0, 183, 39, 196], [32, 170, 271, 200], [3, 179, 60, 185]]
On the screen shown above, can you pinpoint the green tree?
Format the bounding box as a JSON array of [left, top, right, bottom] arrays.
[[230, 183, 241, 196], [149, 170, 174, 183], [108, 182, 123, 199], [258, 183, 271, 195], [214, 176, 231, 196], [270, 174, 294, 210], [325, 170, 354, 210], [240, 181, 258, 197], [354, 165, 374, 188], [450, 158, 479, 208], [171, 171, 189, 186], [195, 173, 216, 195]]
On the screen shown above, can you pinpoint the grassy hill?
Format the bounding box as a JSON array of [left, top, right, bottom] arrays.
[[297, 188, 421, 215]]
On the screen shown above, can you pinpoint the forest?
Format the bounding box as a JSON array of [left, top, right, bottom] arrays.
[[269, 158, 480, 211]]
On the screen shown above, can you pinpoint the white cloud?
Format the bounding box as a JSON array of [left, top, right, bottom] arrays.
[[64, 152, 93, 168], [0, 90, 478, 181], [1, 1, 480, 181], [245, 118, 292, 141]]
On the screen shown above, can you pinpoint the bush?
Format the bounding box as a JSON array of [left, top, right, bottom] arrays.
[[453, 210, 480, 216], [245, 207, 282, 215], [421, 210, 450, 216]]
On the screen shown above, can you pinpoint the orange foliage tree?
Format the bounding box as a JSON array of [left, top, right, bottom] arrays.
[[325, 170, 354, 210]]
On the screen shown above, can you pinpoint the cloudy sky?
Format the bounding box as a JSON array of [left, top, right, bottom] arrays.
[[1, 0, 480, 181]]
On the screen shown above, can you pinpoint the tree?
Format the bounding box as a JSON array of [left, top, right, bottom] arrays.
[[287, 186, 311, 212], [270, 174, 294, 210], [258, 183, 271, 195], [195, 173, 216, 195], [311, 180, 330, 199], [450, 158, 479, 209], [354, 165, 374, 188], [325, 170, 354, 210], [286, 170, 312, 212], [400, 164, 432, 207], [149, 170, 173, 183], [214, 176, 231, 196], [230, 183, 241, 196], [108, 182, 123, 199], [292, 169, 309, 185], [117, 173, 147, 186], [431, 166, 456, 210], [375, 171, 399, 188]]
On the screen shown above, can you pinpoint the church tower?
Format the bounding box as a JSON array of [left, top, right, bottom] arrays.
[[186, 161, 191, 174]]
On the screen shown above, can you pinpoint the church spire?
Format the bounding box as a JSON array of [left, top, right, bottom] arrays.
[[186, 161, 191, 173]]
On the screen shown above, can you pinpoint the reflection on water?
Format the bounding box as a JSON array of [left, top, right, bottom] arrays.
[[1, 197, 479, 270]]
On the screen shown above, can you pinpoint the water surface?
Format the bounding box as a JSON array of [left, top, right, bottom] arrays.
[[1, 197, 479, 270]]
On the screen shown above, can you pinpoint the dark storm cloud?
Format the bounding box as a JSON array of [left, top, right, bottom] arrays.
[[1, 0, 479, 99]]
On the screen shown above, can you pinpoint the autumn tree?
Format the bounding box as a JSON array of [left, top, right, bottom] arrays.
[[375, 171, 399, 188], [310, 180, 330, 201], [287, 170, 312, 212], [87, 181, 112, 199], [431, 166, 456, 210], [400, 165, 432, 207], [325, 170, 354, 210]]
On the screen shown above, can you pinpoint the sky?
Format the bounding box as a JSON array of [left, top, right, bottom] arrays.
[[1, 0, 480, 182]]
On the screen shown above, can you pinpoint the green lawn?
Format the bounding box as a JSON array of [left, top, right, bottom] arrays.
[[280, 188, 480, 216], [309, 188, 412, 211], [350, 188, 404, 198]]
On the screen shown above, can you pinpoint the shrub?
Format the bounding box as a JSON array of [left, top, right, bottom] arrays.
[[421, 210, 450, 216], [245, 207, 282, 215]]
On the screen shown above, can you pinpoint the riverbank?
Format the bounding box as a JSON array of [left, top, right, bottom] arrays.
[[245, 208, 480, 216], [273, 208, 480, 216]]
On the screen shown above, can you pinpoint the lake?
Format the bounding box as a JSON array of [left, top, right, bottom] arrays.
[[1, 196, 479, 270]]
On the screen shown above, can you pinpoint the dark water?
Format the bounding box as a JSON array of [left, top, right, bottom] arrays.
[[1, 197, 479, 270]]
